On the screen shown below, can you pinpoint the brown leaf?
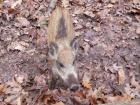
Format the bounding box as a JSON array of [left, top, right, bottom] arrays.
[[7, 41, 29, 52], [4, 76, 28, 105], [11, 0, 22, 9], [106, 4, 114, 8], [83, 42, 90, 55], [74, 91, 85, 98], [8, 8, 16, 14], [34, 75, 46, 86], [0, 84, 5, 93], [90, 87, 105, 104], [0, 0, 3, 3], [82, 72, 92, 89], [131, 75, 140, 91], [93, 26, 101, 32], [84, 11, 95, 18], [105, 93, 131, 103], [117, 66, 125, 85], [124, 83, 140, 98], [52, 101, 64, 105], [82, 81, 92, 89], [133, 0, 140, 3], [62, 0, 69, 8], [135, 15, 140, 22], [16, 17, 30, 27], [109, 0, 117, 4], [136, 27, 140, 35]]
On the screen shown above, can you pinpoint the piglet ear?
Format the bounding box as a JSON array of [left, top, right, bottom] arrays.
[[70, 38, 79, 51], [48, 42, 58, 59]]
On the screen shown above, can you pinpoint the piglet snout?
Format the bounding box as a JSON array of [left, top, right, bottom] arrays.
[[66, 74, 79, 91]]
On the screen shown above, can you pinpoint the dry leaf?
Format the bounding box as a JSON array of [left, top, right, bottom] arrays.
[[117, 66, 125, 85], [11, 0, 22, 9], [136, 27, 140, 35], [52, 101, 64, 105], [74, 7, 85, 15], [133, 0, 140, 4], [105, 93, 131, 103], [82, 72, 92, 89], [131, 75, 140, 91], [4, 76, 28, 105], [89, 87, 105, 104], [84, 11, 95, 18], [7, 41, 29, 51], [74, 91, 85, 98], [0, 84, 5, 93], [16, 17, 30, 27], [83, 42, 90, 55], [135, 15, 140, 22], [109, 0, 117, 4], [93, 26, 101, 32], [0, 0, 3, 3], [124, 83, 140, 98], [106, 4, 114, 8], [62, 0, 69, 8], [82, 81, 92, 89], [14, 74, 25, 84]]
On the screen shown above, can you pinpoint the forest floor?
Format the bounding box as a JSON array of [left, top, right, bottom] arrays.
[[0, 0, 140, 105]]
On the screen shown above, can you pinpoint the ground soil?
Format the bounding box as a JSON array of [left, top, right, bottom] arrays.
[[0, 0, 140, 105]]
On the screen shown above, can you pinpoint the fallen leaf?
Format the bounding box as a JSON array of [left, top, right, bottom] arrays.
[[84, 11, 95, 18], [8, 8, 16, 14], [82, 72, 92, 89], [82, 81, 92, 89], [7, 41, 29, 51], [133, 0, 140, 4], [124, 83, 140, 98], [62, 0, 69, 8], [16, 17, 30, 27], [109, 0, 117, 4], [34, 75, 46, 86], [0, 84, 5, 93], [136, 27, 140, 35], [74, 91, 85, 98], [89, 87, 105, 104], [106, 4, 114, 8], [135, 15, 140, 22], [52, 101, 64, 105], [74, 7, 85, 15], [93, 26, 101, 32], [131, 75, 140, 91], [82, 42, 90, 55], [117, 66, 125, 85], [11, 0, 22, 9], [4, 76, 28, 105], [105, 93, 131, 103], [0, 0, 3, 3]]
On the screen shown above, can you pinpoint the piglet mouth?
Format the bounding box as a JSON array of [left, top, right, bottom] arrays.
[[50, 73, 80, 91], [50, 63, 79, 90], [65, 74, 79, 91]]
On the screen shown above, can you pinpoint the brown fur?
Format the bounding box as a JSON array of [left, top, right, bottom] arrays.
[[47, 6, 78, 89]]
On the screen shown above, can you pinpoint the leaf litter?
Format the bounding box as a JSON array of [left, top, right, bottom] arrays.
[[0, 0, 140, 105]]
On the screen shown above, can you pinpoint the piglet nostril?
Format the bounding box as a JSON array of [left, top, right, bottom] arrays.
[[70, 84, 79, 91]]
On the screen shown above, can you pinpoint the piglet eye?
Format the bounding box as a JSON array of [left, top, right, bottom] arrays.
[[56, 61, 64, 68]]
